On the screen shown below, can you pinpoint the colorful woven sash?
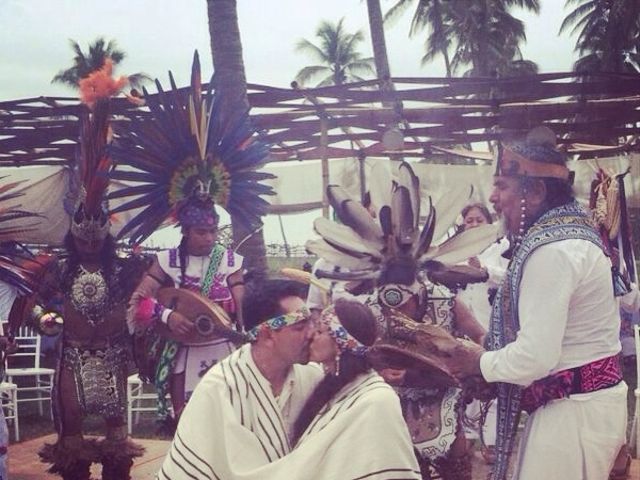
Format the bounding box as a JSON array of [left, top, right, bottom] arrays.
[[520, 354, 622, 414]]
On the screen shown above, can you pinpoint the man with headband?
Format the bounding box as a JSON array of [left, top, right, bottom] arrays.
[[157, 280, 323, 479], [449, 127, 627, 480]]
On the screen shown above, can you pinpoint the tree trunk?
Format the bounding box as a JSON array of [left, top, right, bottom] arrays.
[[366, 0, 392, 103], [206, 0, 268, 280]]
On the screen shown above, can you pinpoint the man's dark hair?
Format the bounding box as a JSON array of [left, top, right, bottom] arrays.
[[292, 299, 377, 443], [243, 279, 306, 331]]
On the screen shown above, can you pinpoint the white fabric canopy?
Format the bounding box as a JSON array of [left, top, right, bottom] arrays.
[[1, 153, 638, 245]]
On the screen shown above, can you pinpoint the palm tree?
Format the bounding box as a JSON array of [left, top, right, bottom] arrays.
[[560, 0, 640, 74], [294, 18, 375, 87], [386, 0, 539, 77], [385, 0, 453, 76], [52, 37, 149, 89], [206, 0, 268, 278], [450, 2, 538, 77]]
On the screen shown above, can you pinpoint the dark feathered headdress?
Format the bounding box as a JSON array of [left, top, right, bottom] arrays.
[[108, 51, 274, 244], [305, 161, 498, 291], [70, 58, 128, 242]]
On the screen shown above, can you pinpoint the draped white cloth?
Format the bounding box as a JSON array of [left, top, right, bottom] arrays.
[[480, 239, 627, 479], [157, 343, 323, 479], [157, 348, 420, 480]]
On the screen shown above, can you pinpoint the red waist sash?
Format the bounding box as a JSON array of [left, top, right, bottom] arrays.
[[520, 354, 622, 414]]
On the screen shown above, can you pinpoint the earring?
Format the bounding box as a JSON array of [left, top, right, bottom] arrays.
[[516, 196, 527, 246], [334, 352, 341, 377]]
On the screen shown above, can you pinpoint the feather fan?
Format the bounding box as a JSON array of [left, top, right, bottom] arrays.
[[109, 51, 274, 244], [305, 161, 498, 290]]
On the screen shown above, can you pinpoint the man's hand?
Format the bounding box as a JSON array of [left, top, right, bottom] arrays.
[[379, 368, 407, 386], [468, 256, 482, 269], [167, 311, 195, 336], [447, 339, 485, 380]]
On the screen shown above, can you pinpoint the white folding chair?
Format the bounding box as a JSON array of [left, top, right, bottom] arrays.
[[5, 326, 55, 417], [630, 324, 640, 458], [0, 381, 19, 442], [127, 373, 166, 435]]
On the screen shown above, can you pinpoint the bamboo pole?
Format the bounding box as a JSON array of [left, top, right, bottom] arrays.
[[321, 116, 329, 219]]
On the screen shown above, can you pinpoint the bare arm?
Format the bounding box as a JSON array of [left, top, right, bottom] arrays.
[[227, 270, 245, 332], [453, 299, 486, 345], [129, 256, 195, 336]]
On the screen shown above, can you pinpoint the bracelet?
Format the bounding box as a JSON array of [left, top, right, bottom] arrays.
[[160, 307, 173, 325]]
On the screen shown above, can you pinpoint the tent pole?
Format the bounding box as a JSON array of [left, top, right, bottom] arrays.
[[321, 117, 329, 218], [358, 152, 367, 203]]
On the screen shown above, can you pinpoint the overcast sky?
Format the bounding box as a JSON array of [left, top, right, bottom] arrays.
[[1, 0, 580, 246]]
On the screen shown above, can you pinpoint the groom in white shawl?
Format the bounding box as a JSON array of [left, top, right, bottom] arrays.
[[157, 280, 323, 479]]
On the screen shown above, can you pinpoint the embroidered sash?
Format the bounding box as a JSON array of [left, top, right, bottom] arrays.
[[154, 244, 226, 419], [487, 201, 606, 480], [520, 354, 622, 414]]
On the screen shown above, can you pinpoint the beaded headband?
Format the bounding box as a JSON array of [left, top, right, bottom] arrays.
[[320, 305, 368, 357], [246, 306, 311, 341]]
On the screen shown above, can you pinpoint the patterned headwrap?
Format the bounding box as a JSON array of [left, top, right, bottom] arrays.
[[246, 306, 311, 341], [176, 199, 219, 229], [495, 126, 572, 183], [320, 305, 368, 357]]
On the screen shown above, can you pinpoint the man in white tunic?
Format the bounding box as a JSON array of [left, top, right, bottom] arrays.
[[449, 128, 627, 480], [157, 280, 323, 479]]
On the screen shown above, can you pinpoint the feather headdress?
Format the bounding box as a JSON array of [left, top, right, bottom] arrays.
[[109, 51, 274, 244], [0, 180, 40, 294], [305, 161, 498, 291], [70, 57, 128, 242]]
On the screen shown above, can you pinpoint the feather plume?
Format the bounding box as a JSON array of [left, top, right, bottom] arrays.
[[422, 224, 499, 265], [310, 161, 498, 291], [397, 161, 420, 228], [413, 198, 436, 258], [313, 217, 383, 258], [314, 268, 379, 281], [368, 160, 392, 214], [431, 184, 473, 242], [109, 50, 274, 244], [391, 185, 415, 250], [0, 183, 40, 294], [305, 238, 376, 270]]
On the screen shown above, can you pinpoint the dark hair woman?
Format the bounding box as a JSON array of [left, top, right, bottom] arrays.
[[275, 298, 420, 480]]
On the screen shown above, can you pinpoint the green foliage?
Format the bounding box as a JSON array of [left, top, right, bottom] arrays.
[[385, 0, 540, 78], [560, 0, 640, 74], [294, 18, 375, 87]]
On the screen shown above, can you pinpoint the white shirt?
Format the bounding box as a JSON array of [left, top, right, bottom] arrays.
[[480, 239, 621, 387], [457, 238, 509, 329], [306, 258, 359, 310]]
